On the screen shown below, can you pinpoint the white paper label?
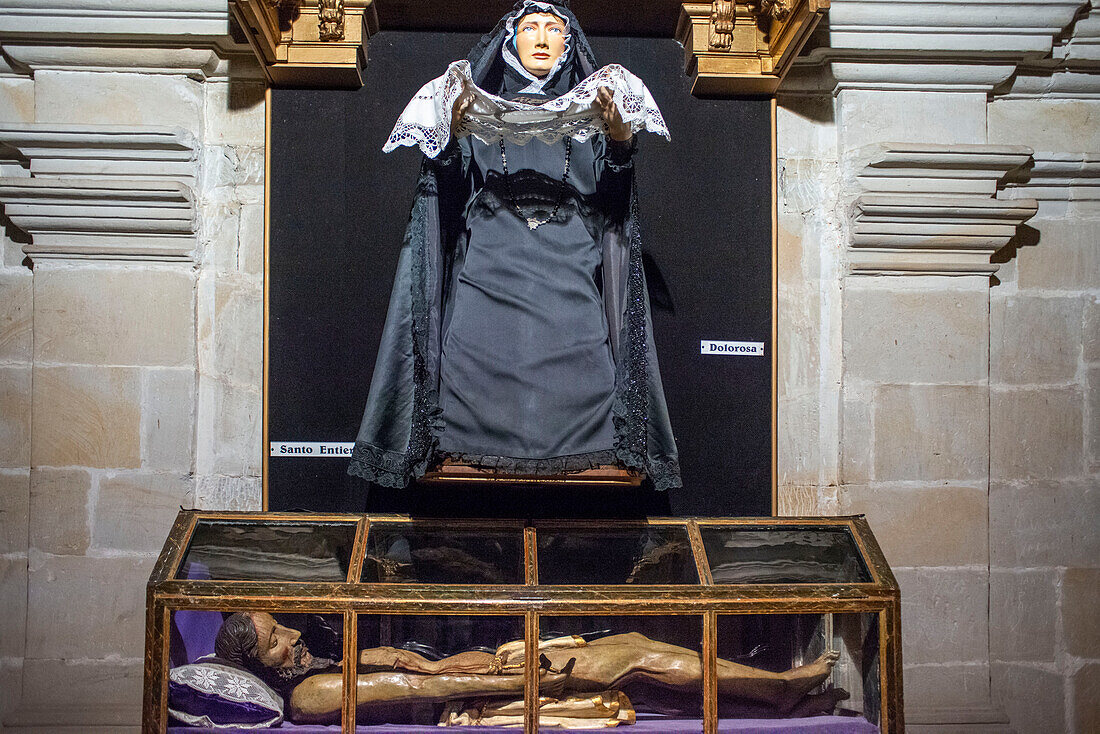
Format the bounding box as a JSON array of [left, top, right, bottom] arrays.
[[699, 340, 765, 356], [270, 441, 354, 457]]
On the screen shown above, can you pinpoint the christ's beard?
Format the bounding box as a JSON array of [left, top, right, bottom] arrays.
[[268, 642, 335, 690]]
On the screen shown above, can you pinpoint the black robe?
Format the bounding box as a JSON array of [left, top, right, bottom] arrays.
[[349, 0, 681, 490]]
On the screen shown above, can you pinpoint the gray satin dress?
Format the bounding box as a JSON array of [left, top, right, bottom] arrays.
[[434, 134, 634, 467]]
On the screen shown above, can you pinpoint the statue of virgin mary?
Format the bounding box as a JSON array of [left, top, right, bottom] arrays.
[[349, 0, 681, 491]]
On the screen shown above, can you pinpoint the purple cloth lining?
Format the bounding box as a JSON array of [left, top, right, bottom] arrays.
[[168, 715, 877, 733]]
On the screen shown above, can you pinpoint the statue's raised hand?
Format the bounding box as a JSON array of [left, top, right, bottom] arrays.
[[451, 80, 475, 136], [593, 86, 633, 142]]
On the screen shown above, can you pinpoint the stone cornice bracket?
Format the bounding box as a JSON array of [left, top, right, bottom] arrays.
[[847, 144, 1039, 277], [795, 0, 1087, 95], [997, 1, 1100, 99], [0, 124, 198, 263], [231, 0, 377, 87], [0, 0, 231, 79], [1001, 153, 1100, 214], [677, 0, 830, 95]]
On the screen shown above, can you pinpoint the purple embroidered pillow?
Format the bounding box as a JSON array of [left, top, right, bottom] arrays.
[[168, 662, 284, 728]]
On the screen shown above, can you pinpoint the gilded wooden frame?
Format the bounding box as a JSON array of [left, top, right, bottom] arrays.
[[144, 513, 902, 733]]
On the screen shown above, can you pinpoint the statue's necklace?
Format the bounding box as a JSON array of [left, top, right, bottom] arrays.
[[500, 138, 572, 230]]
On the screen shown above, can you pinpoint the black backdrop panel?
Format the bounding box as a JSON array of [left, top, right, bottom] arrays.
[[268, 31, 773, 517]]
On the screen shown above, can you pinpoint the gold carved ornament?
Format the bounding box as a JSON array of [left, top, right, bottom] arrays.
[[709, 1, 735, 50], [318, 0, 346, 41], [709, 0, 794, 49], [685, 0, 830, 95], [230, 0, 375, 86]]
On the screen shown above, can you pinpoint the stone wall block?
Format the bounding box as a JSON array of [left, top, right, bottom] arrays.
[[20, 658, 144, 715], [236, 201, 266, 277], [0, 469, 29, 553], [988, 99, 1100, 153], [28, 468, 90, 555], [0, 556, 27, 658], [205, 201, 242, 274], [205, 145, 264, 190], [198, 378, 261, 476], [844, 286, 988, 384], [1073, 663, 1100, 734], [94, 473, 193, 553], [1062, 568, 1100, 658], [3, 229, 31, 268], [1085, 297, 1100, 364], [990, 480, 1100, 567], [33, 267, 196, 367], [143, 368, 196, 472], [0, 77, 35, 124], [991, 295, 1084, 384], [989, 570, 1057, 662], [1017, 219, 1100, 291], [204, 80, 266, 146], [894, 568, 989, 665], [840, 398, 873, 484], [776, 484, 820, 516], [842, 484, 987, 567], [779, 282, 821, 389], [26, 554, 153, 659], [838, 90, 988, 152], [0, 270, 32, 362], [0, 661, 23, 724], [0, 364, 31, 467], [31, 365, 142, 469], [213, 280, 262, 386], [903, 663, 991, 711], [778, 396, 820, 486], [194, 475, 262, 510], [991, 387, 1084, 480], [776, 98, 837, 159], [35, 70, 202, 129], [873, 385, 988, 481], [1089, 367, 1100, 469], [993, 662, 1066, 734]]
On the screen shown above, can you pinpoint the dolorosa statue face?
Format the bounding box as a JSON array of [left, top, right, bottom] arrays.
[[249, 611, 314, 670], [514, 12, 567, 77]]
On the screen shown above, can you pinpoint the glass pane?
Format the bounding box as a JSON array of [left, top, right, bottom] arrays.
[[362, 523, 525, 584], [539, 615, 703, 731], [537, 524, 698, 584], [177, 520, 357, 582], [168, 609, 344, 730], [716, 613, 880, 730], [355, 614, 525, 729], [700, 525, 872, 584]]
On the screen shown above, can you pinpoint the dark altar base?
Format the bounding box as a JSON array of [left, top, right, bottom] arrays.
[[266, 29, 773, 518]]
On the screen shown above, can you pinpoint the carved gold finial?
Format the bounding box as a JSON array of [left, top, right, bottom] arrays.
[[318, 0, 345, 40], [758, 0, 792, 21], [709, 1, 735, 50]]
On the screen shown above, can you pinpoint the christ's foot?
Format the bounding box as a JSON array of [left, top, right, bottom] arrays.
[[787, 687, 850, 718], [776, 651, 841, 714]]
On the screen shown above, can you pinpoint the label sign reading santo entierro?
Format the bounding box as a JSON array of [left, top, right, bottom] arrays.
[[270, 442, 354, 457], [700, 340, 765, 356]]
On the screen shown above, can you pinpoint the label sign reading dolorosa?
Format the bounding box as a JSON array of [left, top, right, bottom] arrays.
[[270, 442, 354, 457], [700, 340, 765, 356]]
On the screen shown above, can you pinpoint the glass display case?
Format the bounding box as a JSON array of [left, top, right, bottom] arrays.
[[145, 513, 902, 733]]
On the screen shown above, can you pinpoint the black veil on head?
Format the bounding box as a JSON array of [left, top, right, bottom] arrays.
[[467, 0, 598, 100]]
